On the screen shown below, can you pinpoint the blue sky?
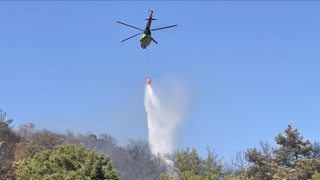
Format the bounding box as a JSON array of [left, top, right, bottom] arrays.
[[1, 1, 320, 161]]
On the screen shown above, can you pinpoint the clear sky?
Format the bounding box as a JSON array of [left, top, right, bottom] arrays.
[[1, 1, 320, 162]]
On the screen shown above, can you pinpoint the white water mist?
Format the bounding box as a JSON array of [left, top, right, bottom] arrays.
[[144, 80, 188, 155]]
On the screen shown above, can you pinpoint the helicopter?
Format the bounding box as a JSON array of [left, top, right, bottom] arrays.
[[117, 10, 177, 49]]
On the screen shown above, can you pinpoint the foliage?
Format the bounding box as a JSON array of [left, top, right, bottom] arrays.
[[223, 151, 251, 179], [160, 173, 175, 180], [17, 125, 169, 180], [224, 173, 238, 180], [224, 171, 252, 180], [3, 107, 320, 180], [31, 129, 65, 149], [312, 172, 320, 180], [245, 147, 273, 180], [15, 144, 120, 180], [14, 141, 44, 161], [224, 172, 252, 180], [76, 134, 168, 180], [163, 147, 222, 180], [246, 125, 320, 180], [119, 138, 168, 180], [0, 109, 20, 179]]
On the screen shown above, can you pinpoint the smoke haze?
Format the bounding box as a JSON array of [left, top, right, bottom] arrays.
[[144, 79, 188, 155]]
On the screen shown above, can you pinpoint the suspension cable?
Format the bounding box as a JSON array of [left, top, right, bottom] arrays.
[[146, 48, 149, 68], [146, 48, 151, 76]]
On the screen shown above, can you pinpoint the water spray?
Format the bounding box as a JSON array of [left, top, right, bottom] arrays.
[[144, 80, 188, 155]]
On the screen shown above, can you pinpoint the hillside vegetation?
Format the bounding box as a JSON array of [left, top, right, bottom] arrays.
[[1, 109, 320, 180]]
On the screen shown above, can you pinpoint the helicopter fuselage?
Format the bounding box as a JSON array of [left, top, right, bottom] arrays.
[[139, 11, 154, 49], [140, 34, 152, 49]]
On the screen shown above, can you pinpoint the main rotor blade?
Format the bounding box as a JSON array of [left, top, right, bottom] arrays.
[[121, 33, 142, 42], [152, 38, 158, 44], [117, 21, 144, 31], [151, 25, 177, 31]]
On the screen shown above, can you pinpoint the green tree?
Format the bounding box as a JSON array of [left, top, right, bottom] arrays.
[[312, 172, 320, 180], [204, 149, 222, 180], [245, 147, 274, 180], [164, 147, 222, 180], [246, 125, 320, 180], [175, 148, 202, 178], [272, 125, 320, 179], [224, 173, 238, 180], [15, 144, 120, 180], [274, 125, 312, 167], [160, 173, 174, 180]]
